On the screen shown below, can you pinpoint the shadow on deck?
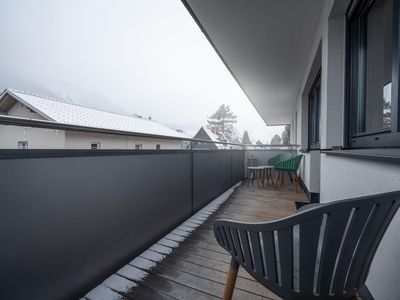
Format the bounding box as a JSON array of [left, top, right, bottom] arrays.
[[86, 182, 309, 300]]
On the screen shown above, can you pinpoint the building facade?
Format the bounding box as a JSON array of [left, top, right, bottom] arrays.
[[0, 89, 185, 150]]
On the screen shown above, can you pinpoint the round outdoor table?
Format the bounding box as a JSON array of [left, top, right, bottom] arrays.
[[257, 165, 275, 186], [247, 166, 275, 187]]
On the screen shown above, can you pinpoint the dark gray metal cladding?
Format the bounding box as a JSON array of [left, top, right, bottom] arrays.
[[192, 150, 244, 212], [214, 191, 400, 299], [0, 149, 244, 300]]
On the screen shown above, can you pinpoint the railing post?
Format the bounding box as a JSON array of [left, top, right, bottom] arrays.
[[230, 149, 233, 186], [191, 150, 194, 215]]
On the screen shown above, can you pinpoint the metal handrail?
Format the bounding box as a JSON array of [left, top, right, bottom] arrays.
[[0, 114, 299, 148]]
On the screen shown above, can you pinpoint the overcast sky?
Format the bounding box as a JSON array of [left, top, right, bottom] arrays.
[[0, 0, 284, 143]]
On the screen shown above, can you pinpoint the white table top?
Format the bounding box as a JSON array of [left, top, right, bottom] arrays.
[[247, 165, 274, 169]]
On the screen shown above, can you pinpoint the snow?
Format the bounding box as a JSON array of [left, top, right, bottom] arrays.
[[8, 90, 186, 139], [103, 274, 137, 292], [164, 233, 186, 242], [130, 256, 157, 270], [85, 285, 122, 300], [140, 249, 166, 262], [157, 238, 180, 248], [117, 265, 149, 282], [149, 244, 173, 255], [170, 228, 191, 237], [202, 127, 229, 149]]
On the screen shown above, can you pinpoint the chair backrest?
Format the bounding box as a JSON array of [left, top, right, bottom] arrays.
[[268, 152, 293, 166], [274, 154, 303, 172], [247, 156, 258, 167], [214, 191, 400, 299]]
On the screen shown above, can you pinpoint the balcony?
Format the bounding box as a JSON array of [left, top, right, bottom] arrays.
[[85, 180, 307, 300], [0, 148, 304, 300]]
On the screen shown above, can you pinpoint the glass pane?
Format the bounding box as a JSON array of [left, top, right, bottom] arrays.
[[363, 0, 392, 132]]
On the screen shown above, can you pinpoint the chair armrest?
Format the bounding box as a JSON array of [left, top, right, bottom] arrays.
[[296, 203, 324, 213]]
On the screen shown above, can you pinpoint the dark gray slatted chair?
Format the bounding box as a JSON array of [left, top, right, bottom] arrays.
[[214, 191, 400, 300]]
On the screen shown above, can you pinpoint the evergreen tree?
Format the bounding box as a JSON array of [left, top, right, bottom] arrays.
[[242, 130, 251, 144], [270, 134, 282, 145], [282, 125, 290, 145], [207, 104, 238, 141]]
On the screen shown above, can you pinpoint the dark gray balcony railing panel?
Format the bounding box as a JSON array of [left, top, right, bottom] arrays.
[[0, 153, 192, 300], [232, 150, 244, 184], [192, 150, 233, 212]]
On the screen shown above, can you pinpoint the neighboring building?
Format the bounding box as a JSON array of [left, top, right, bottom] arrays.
[[185, 0, 400, 298], [0, 89, 185, 149], [189, 126, 229, 149]]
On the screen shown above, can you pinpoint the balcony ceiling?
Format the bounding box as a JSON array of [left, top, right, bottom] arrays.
[[183, 0, 325, 125]]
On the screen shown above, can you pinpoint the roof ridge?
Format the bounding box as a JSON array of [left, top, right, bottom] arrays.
[[4, 88, 184, 137], [7, 88, 160, 124]]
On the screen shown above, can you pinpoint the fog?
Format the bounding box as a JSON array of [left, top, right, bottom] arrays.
[[0, 0, 285, 143]]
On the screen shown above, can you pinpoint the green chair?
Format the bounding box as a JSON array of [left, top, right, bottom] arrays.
[[274, 154, 303, 192], [267, 152, 293, 166]]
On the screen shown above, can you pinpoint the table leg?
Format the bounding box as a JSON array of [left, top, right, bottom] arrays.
[[270, 169, 275, 186]]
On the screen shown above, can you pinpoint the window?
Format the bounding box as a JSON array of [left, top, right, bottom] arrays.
[[135, 144, 142, 150], [156, 144, 161, 150], [18, 141, 28, 149], [347, 0, 399, 147], [91, 142, 100, 150], [308, 72, 321, 149]]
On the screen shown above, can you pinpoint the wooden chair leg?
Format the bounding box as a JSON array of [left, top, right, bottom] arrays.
[[288, 171, 293, 183], [293, 172, 301, 192], [270, 169, 274, 186], [274, 171, 279, 190], [223, 258, 239, 300]]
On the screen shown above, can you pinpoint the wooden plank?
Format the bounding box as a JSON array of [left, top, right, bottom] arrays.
[[138, 262, 266, 300], [87, 183, 303, 300], [120, 264, 217, 300]]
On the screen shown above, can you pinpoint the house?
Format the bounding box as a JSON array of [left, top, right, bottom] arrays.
[[0, 89, 185, 149], [189, 126, 229, 149], [183, 0, 400, 298]]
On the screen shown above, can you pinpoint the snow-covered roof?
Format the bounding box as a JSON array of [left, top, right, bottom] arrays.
[[201, 127, 229, 149], [1, 89, 186, 139]]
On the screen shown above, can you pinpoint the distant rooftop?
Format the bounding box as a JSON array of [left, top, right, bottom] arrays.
[[0, 89, 186, 139]]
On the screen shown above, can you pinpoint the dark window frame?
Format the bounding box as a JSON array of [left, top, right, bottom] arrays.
[[18, 141, 28, 149], [346, 0, 400, 148], [91, 142, 100, 150], [308, 71, 321, 150]]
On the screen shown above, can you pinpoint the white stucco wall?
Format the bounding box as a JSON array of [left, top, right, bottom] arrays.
[[0, 125, 66, 149], [0, 105, 65, 149], [0, 125, 184, 150], [320, 154, 400, 299], [7, 102, 46, 120], [65, 131, 183, 150]]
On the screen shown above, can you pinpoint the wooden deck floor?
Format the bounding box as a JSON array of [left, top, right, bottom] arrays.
[[86, 182, 308, 300]]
